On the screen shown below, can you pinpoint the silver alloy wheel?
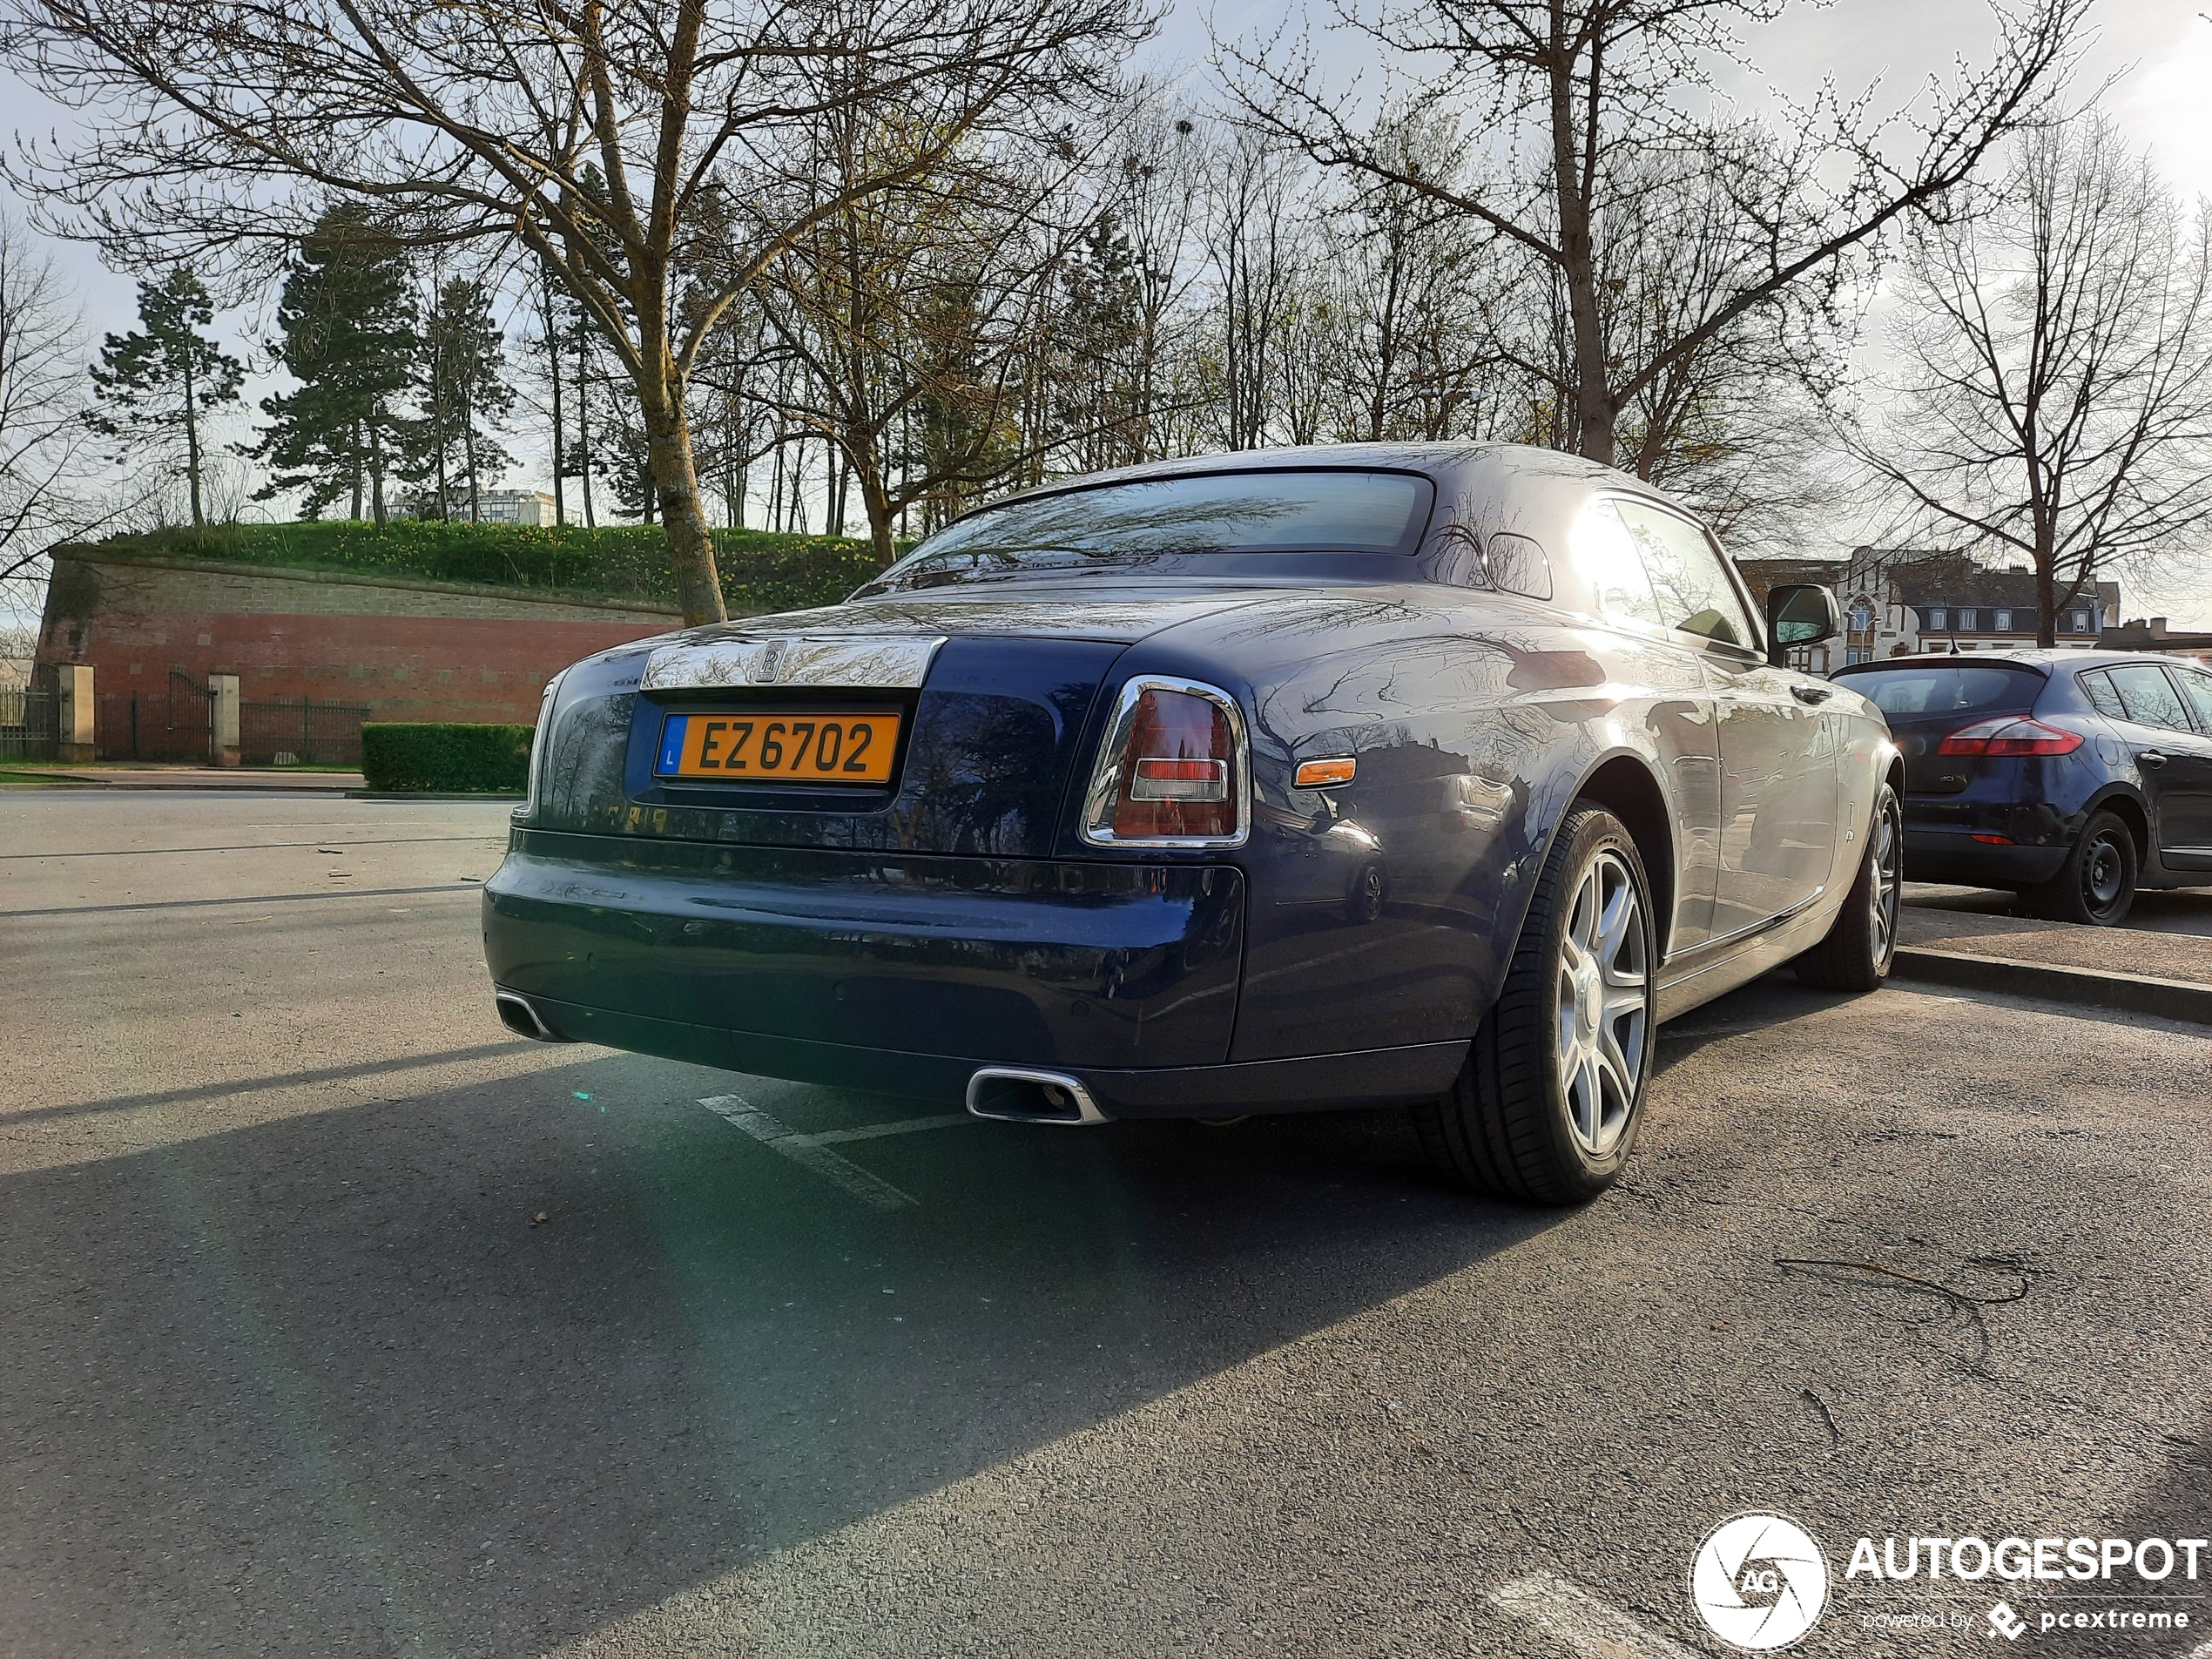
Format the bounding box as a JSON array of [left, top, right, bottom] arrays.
[[1554, 849, 1649, 1157], [1871, 793, 1902, 967]]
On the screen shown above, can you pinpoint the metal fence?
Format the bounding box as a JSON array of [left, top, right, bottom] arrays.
[[96, 671, 212, 762], [0, 687, 58, 760], [94, 674, 372, 765], [239, 698, 374, 765]]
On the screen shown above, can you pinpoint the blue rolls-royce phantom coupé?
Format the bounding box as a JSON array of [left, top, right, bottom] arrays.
[[482, 444, 1900, 1203]]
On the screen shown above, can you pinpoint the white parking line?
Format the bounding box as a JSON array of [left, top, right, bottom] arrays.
[[810, 1112, 974, 1145], [697, 1095, 921, 1210], [1487, 1573, 1703, 1659]]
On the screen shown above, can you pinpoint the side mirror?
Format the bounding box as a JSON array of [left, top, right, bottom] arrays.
[[1766, 584, 1840, 666]]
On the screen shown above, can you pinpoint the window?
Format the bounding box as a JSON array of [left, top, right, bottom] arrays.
[[1608, 500, 1757, 648], [1835, 663, 2043, 717], [873, 469, 1436, 590], [1926, 607, 1947, 631], [1993, 610, 2012, 631], [2171, 665, 2212, 732], [2079, 670, 2126, 719], [1958, 608, 1978, 631], [1485, 532, 1552, 601], [2070, 610, 2092, 633], [1567, 500, 1663, 629], [1849, 599, 1874, 631], [2107, 664, 2194, 732]]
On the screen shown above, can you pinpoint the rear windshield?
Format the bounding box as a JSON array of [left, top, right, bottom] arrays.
[[873, 469, 1434, 590], [1833, 663, 2044, 718]]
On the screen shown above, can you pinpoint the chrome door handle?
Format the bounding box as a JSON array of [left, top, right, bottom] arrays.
[[1791, 685, 1833, 705], [2137, 750, 2168, 767]]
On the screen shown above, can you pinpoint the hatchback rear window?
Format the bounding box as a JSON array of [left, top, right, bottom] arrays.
[[1833, 663, 2044, 717], [873, 470, 1434, 589]]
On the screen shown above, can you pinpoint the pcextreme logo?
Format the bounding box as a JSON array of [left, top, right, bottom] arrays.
[[1689, 1512, 1831, 1651]]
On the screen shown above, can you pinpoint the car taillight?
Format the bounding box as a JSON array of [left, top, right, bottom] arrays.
[[1082, 678, 1248, 846], [1935, 718, 2084, 757]]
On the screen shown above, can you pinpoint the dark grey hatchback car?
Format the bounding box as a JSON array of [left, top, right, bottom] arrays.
[[484, 444, 1904, 1203], [1831, 649, 2212, 925]]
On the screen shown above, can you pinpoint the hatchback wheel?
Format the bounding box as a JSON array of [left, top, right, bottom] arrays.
[[1413, 805, 1655, 1204], [2027, 810, 2138, 927], [1795, 781, 1902, 992]]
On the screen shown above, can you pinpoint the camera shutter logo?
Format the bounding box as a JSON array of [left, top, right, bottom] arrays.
[[1689, 1513, 1830, 1650]]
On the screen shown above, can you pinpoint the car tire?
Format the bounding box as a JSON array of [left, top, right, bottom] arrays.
[[2025, 810, 2139, 927], [1794, 781, 1903, 993], [1413, 805, 1656, 1204]]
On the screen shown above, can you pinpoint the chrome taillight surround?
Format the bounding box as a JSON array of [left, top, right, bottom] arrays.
[[515, 667, 568, 822], [1080, 675, 1251, 849]]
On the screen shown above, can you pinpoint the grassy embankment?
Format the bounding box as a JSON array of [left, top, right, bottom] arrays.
[[91, 519, 887, 615]]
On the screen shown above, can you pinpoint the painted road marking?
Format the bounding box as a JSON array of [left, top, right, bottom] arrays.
[[698, 1096, 921, 1210], [1488, 1572, 1702, 1659], [810, 1112, 973, 1145]]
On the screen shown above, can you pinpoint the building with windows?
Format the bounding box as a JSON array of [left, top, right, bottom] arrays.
[[1733, 547, 2121, 671], [475, 490, 561, 527]]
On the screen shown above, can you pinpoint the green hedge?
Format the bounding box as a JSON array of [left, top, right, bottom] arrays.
[[361, 723, 533, 794], [91, 520, 887, 613]]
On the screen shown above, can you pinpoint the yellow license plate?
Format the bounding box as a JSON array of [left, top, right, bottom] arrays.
[[654, 708, 900, 785]]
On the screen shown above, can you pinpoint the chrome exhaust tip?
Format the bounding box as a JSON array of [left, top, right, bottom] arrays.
[[494, 989, 570, 1043], [966, 1067, 1109, 1126]]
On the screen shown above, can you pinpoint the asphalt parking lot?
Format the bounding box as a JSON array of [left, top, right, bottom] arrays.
[[4, 791, 2209, 1658]]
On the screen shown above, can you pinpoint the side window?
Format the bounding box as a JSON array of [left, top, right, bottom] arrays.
[[2107, 664, 2194, 732], [2171, 665, 2212, 732], [1611, 500, 1757, 650], [1568, 501, 1662, 629], [2078, 670, 2126, 720], [1485, 531, 1553, 601]]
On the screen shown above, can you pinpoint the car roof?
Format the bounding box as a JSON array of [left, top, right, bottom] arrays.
[[932, 442, 1638, 528], [1834, 648, 2182, 676]]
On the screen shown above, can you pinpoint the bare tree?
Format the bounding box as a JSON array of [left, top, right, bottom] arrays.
[[0, 213, 111, 623], [1858, 116, 2212, 645], [1221, 0, 2087, 469], [3, 0, 1145, 623]]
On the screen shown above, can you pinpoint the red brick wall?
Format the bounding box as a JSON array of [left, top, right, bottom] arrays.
[[37, 550, 683, 723]]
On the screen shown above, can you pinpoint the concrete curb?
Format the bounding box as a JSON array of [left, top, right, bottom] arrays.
[[1, 768, 355, 792], [1891, 946, 2212, 1028], [346, 791, 523, 802]]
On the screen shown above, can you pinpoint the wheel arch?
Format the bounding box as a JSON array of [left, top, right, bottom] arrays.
[[2083, 785, 2151, 859], [1568, 753, 1678, 960]]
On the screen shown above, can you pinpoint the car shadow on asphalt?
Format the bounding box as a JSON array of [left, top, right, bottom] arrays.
[[0, 1062, 1563, 1657]]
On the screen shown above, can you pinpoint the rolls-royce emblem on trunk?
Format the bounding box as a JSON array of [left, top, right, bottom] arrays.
[[756, 639, 787, 683]]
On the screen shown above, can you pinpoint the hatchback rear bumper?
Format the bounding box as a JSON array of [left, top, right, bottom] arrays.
[[1903, 824, 2068, 887]]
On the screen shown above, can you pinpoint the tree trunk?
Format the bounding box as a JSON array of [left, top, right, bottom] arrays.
[[183, 350, 204, 527], [1548, 11, 1615, 464], [2035, 548, 2058, 649], [856, 459, 898, 568], [637, 363, 726, 625]]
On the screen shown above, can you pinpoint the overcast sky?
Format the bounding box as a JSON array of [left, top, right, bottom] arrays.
[[6, 0, 2212, 623]]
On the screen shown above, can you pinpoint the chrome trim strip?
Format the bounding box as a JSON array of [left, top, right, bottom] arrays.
[[1080, 675, 1252, 850], [640, 634, 948, 692], [966, 1068, 1111, 1126]]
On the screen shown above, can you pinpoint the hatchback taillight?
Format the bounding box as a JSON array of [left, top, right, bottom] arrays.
[[1082, 678, 1248, 846], [1936, 717, 2084, 757]]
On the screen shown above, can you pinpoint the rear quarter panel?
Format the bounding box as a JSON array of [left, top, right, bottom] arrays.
[[1097, 587, 1706, 1062]]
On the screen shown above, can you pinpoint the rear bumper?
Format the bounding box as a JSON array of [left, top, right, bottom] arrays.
[[482, 828, 1248, 1074], [493, 988, 1467, 1117], [1903, 825, 2068, 887]]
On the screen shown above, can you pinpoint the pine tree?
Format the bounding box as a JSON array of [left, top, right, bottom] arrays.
[[250, 205, 416, 522], [86, 267, 245, 526], [408, 276, 514, 520]]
